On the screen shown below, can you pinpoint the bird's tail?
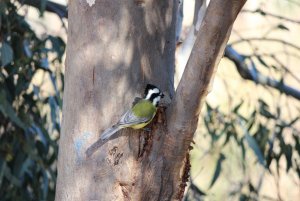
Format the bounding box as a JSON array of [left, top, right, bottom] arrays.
[[100, 124, 123, 141]]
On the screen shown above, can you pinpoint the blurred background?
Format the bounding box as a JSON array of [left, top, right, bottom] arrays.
[[0, 0, 299, 200]]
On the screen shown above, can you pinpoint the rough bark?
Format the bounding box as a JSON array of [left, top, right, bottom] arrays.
[[55, 0, 246, 200], [55, 0, 176, 200]]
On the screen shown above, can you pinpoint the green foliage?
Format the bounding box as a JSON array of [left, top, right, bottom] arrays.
[[0, 1, 64, 200], [208, 153, 225, 189], [188, 100, 300, 200]]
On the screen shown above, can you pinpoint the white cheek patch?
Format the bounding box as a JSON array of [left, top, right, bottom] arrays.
[[152, 96, 161, 106], [146, 88, 160, 100]]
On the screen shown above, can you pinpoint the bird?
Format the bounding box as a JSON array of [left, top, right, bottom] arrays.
[[100, 84, 164, 141]]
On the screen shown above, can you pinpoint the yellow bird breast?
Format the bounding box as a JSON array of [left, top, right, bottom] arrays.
[[129, 121, 151, 129], [127, 99, 157, 129]]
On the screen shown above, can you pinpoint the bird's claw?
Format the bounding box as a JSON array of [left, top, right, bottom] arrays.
[[143, 127, 151, 132]]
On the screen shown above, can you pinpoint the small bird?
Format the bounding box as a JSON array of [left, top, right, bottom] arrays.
[[100, 84, 164, 141]]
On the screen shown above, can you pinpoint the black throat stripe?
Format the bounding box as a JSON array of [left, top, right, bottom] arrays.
[[149, 93, 160, 106]]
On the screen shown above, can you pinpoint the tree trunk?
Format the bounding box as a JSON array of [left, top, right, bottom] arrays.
[[55, 0, 246, 200]]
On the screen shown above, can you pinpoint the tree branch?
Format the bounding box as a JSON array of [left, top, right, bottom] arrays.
[[163, 0, 246, 198], [175, 0, 207, 86], [169, 0, 246, 133], [242, 8, 300, 24], [224, 45, 300, 100], [230, 37, 300, 51], [18, 0, 67, 18]]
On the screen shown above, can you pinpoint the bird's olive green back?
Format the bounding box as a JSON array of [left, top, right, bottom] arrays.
[[131, 99, 156, 118]]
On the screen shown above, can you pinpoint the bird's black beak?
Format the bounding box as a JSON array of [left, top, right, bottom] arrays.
[[161, 93, 164, 98]]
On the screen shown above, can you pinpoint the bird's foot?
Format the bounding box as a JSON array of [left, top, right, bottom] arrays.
[[143, 127, 151, 132]]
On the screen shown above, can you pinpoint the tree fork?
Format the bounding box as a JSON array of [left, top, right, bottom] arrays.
[[163, 0, 247, 199], [55, 0, 246, 200]]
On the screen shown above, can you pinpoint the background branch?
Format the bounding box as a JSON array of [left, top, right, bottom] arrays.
[[230, 38, 300, 51], [242, 8, 300, 24], [175, 0, 207, 86], [224, 46, 300, 100], [169, 0, 246, 131]]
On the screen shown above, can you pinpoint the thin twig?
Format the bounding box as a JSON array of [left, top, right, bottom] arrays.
[[230, 38, 300, 51], [242, 8, 300, 24], [271, 55, 300, 84]]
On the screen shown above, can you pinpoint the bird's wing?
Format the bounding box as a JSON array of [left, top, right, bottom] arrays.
[[118, 109, 150, 127]]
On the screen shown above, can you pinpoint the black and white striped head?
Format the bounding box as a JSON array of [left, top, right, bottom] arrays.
[[144, 84, 164, 106]]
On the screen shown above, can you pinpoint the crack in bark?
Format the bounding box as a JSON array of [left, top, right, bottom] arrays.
[[92, 66, 95, 86], [119, 182, 132, 201], [137, 131, 153, 159], [106, 146, 124, 166], [176, 148, 192, 200]]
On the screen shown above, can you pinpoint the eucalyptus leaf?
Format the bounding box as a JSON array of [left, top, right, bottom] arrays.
[[0, 89, 26, 130], [23, 39, 32, 57], [31, 124, 48, 148], [41, 169, 49, 200], [287, 117, 299, 127], [284, 144, 293, 172], [245, 132, 266, 166], [0, 160, 6, 186], [277, 24, 289, 31], [40, 57, 49, 69], [259, 99, 276, 119], [19, 158, 33, 179], [1, 41, 13, 66], [256, 56, 269, 68], [209, 153, 226, 188], [0, 2, 61, 200], [40, 0, 47, 16], [233, 100, 244, 113]]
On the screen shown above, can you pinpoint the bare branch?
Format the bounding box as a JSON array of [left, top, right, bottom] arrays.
[[270, 55, 300, 84], [242, 8, 300, 24], [230, 37, 300, 51], [175, 0, 207, 86], [224, 46, 300, 100], [175, 0, 183, 42], [169, 0, 246, 131]]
